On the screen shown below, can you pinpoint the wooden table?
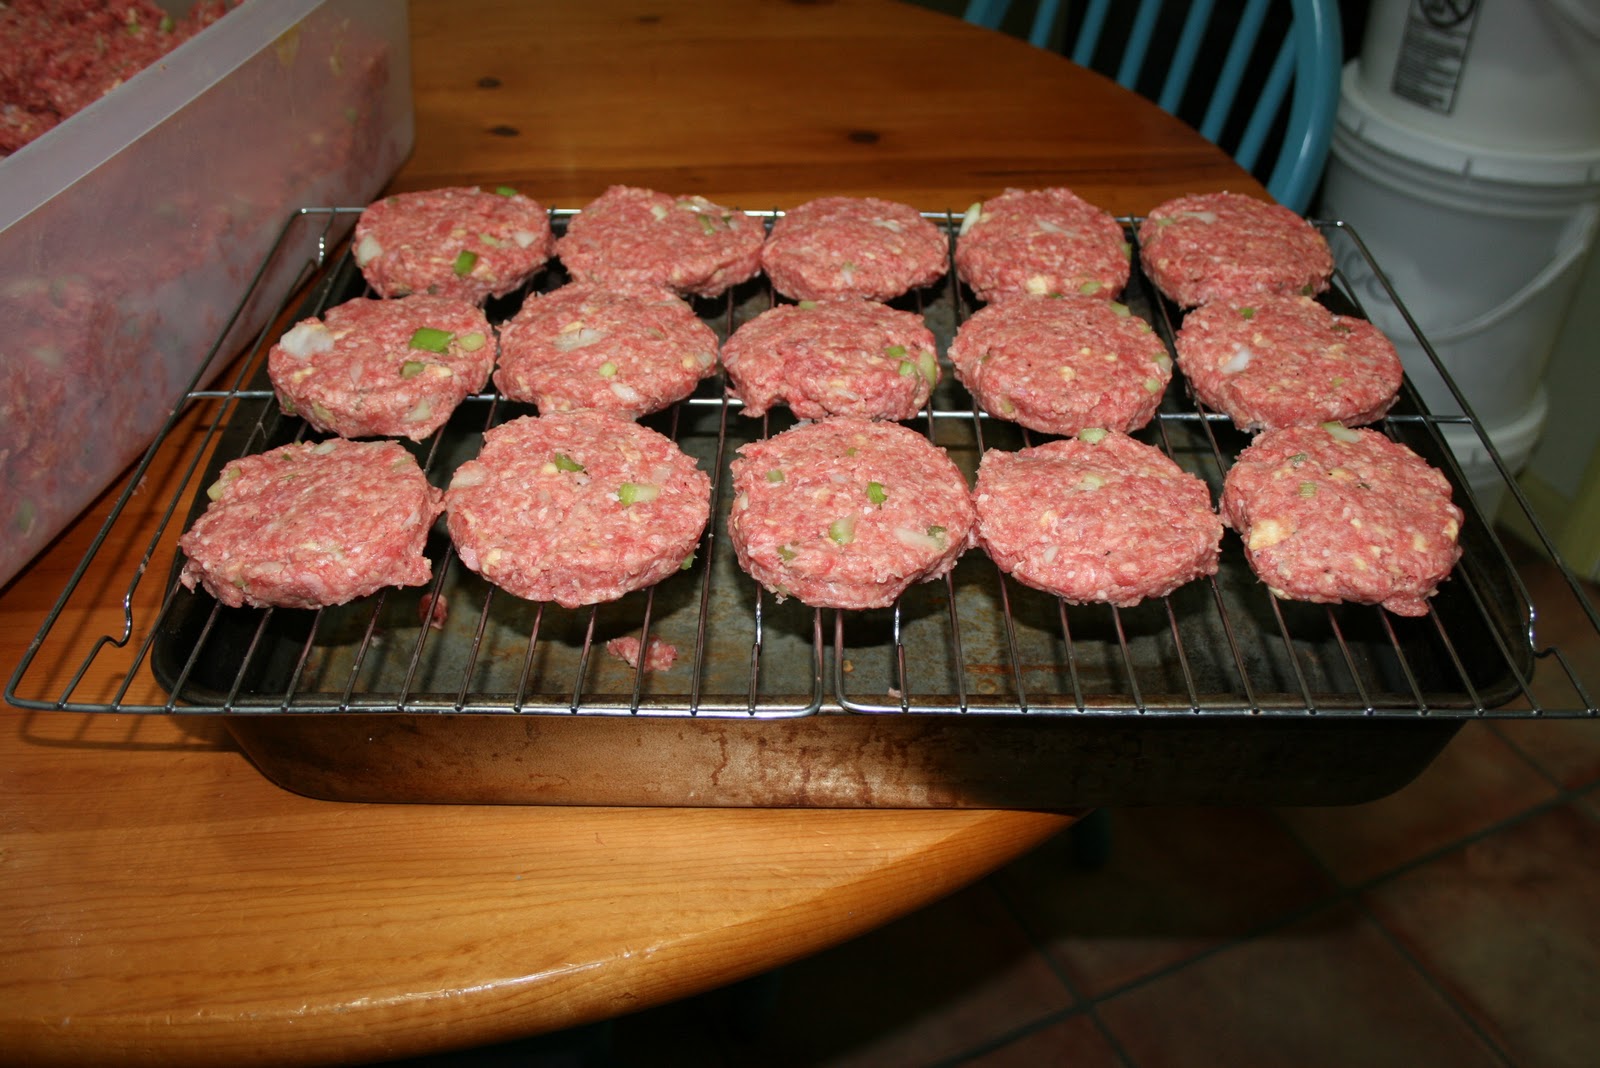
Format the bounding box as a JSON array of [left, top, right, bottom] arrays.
[[0, 1, 1264, 1064]]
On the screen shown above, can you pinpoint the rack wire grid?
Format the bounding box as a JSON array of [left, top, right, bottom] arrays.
[[8, 205, 1600, 721]]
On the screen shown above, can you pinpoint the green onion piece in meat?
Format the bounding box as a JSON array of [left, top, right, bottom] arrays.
[[828, 516, 856, 545], [766, 469, 785, 483], [917, 349, 938, 386], [598, 361, 618, 377], [927, 525, 947, 546], [452, 250, 478, 276], [884, 344, 907, 359], [400, 360, 427, 378], [1078, 280, 1103, 295], [1239, 307, 1256, 319], [1299, 481, 1318, 498], [1321, 421, 1363, 443], [618, 482, 660, 506], [410, 327, 454, 352], [495, 185, 519, 196], [777, 545, 797, 562], [553, 452, 584, 472], [797, 300, 819, 310], [696, 214, 719, 235], [680, 554, 696, 570], [866, 481, 887, 506], [1077, 427, 1108, 444], [458, 332, 487, 352], [897, 362, 915, 378]]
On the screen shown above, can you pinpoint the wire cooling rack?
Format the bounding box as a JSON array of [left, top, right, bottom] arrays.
[[8, 207, 1600, 723]]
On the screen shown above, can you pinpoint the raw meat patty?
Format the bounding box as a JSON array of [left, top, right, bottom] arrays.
[[1174, 294, 1403, 432], [974, 430, 1222, 606], [178, 438, 443, 610], [721, 299, 939, 421], [445, 411, 711, 608], [1221, 422, 1463, 616], [353, 186, 554, 304], [1138, 191, 1333, 308], [760, 196, 948, 302], [953, 187, 1130, 303], [555, 185, 765, 299], [269, 295, 495, 441], [728, 417, 977, 610], [494, 282, 719, 418], [946, 297, 1172, 435]]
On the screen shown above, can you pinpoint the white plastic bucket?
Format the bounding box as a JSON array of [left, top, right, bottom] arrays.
[[1320, 63, 1600, 425], [1441, 388, 1549, 522], [1357, 0, 1600, 155]]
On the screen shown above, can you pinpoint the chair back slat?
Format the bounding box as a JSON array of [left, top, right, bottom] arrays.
[[1026, 0, 1062, 50], [1070, 0, 1112, 66], [1114, 0, 1166, 90], [960, 0, 1342, 212], [1234, 32, 1297, 171], [1157, 0, 1218, 114], [1197, 0, 1272, 143]]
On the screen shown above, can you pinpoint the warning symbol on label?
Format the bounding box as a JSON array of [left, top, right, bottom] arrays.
[[1390, 0, 1480, 113]]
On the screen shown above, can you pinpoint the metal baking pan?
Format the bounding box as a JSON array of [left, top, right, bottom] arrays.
[[10, 207, 1599, 809]]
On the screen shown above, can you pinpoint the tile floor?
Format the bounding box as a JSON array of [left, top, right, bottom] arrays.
[[389, 550, 1600, 1068]]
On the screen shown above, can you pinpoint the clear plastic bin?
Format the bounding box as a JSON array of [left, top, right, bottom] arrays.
[[0, 0, 413, 588]]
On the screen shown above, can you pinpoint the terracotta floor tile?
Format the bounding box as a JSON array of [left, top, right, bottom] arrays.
[[1492, 719, 1600, 790], [1363, 802, 1600, 1068], [1094, 902, 1502, 1068], [996, 806, 1336, 999], [960, 1011, 1127, 1068], [665, 879, 1075, 1068], [1277, 721, 1558, 885]]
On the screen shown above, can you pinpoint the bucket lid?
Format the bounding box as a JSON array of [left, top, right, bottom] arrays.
[[1339, 63, 1600, 188]]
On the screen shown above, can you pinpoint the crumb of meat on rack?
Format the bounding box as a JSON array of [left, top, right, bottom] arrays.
[[419, 591, 449, 631], [605, 636, 678, 672]]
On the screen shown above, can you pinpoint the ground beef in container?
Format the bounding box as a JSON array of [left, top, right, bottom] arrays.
[[177, 438, 443, 610], [1220, 422, 1463, 616], [556, 185, 765, 299], [727, 417, 977, 610], [445, 410, 711, 608], [0, 1, 229, 156], [975, 430, 1222, 606], [721, 299, 939, 421]]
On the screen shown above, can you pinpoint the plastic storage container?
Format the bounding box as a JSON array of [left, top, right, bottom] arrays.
[[1355, 0, 1600, 155], [0, 0, 413, 589], [1320, 63, 1600, 427]]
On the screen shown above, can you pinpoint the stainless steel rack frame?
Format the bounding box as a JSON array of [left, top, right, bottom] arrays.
[[8, 206, 1598, 808]]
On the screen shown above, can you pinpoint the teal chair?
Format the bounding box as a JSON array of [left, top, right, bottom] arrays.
[[962, 0, 1342, 213]]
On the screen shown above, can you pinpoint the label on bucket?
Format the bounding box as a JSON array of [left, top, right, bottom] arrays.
[[1389, 0, 1481, 114]]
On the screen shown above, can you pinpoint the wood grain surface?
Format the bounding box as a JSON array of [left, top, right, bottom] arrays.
[[0, 1, 1263, 1063]]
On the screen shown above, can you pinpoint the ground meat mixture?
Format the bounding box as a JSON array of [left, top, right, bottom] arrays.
[[722, 299, 939, 421], [975, 430, 1222, 606], [178, 438, 443, 610], [1221, 422, 1464, 616], [728, 417, 977, 610], [1138, 191, 1333, 308], [556, 185, 765, 299]]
